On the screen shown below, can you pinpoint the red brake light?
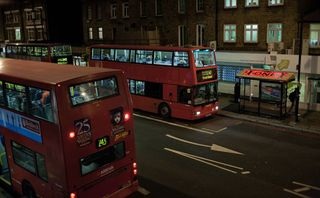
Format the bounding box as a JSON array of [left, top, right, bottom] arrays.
[[70, 192, 76, 198], [124, 112, 130, 121], [133, 162, 137, 176], [69, 131, 75, 139]]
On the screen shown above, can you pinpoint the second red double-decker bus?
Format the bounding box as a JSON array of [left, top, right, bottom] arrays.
[[4, 43, 73, 64], [89, 44, 219, 120], [0, 59, 138, 198]]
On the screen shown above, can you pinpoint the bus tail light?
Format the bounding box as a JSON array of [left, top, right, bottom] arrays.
[[70, 192, 77, 198], [68, 131, 76, 139], [133, 162, 137, 176], [124, 112, 130, 121]]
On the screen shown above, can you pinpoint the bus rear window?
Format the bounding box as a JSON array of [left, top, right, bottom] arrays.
[[80, 142, 125, 175], [69, 77, 119, 106]]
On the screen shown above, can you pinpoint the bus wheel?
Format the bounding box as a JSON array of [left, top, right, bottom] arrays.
[[22, 180, 37, 198], [159, 103, 171, 119]]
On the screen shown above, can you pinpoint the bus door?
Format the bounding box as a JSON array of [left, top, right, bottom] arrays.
[[0, 133, 11, 186]]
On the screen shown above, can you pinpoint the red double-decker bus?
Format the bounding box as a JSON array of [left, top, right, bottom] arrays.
[[89, 44, 219, 120], [4, 43, 73, 64], [0, 59, 138, 197]]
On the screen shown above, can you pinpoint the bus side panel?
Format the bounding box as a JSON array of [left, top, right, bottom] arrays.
[[0, 123, 64, 198]]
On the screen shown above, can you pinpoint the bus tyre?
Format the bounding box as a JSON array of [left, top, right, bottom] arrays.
[[22, 181, 36, 198], [159, 103, 171, 119]]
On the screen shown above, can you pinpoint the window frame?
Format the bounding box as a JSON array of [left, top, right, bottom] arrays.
[[110, 4, 117, 19], [224, 24, 237, 43], [245, 0, 259, 7], [268, 0, 284, 6], [178, 0, 186, 14], [244, 24, 258, 43], [267, 23, 282, 43], [224, 0, 237, 8], [122, 2, 129, 18], [196, 0, 204, 13]]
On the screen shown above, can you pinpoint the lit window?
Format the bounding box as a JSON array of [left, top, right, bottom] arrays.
[[15, 28, 21, 41], [245, 0, 259, 7], [225, 0, 237, 8], [244, 24, 258, 43], [89, 27, 93, 40], [310, 24, 320, 48], [267, 23, 282, 43], [196, 0, 204, 12], [98, 27, 103, 40], [268, 0, 284, 6], [224, 24, 236, 42]]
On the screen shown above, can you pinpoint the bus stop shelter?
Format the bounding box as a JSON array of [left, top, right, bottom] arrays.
[[236, 69, 295, 119]]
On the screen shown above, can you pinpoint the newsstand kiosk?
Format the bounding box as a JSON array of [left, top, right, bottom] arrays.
[[236, 69, 295, 119]]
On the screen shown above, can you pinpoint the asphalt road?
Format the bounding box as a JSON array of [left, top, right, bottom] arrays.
[[1, 112, 319, 198], [129, 112, 320, 198]]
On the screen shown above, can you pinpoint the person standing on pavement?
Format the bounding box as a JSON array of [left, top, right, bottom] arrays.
[[288, 88, 299, 113]]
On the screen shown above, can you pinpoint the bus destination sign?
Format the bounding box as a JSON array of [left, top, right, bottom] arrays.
[[196, 68, 217, 82]]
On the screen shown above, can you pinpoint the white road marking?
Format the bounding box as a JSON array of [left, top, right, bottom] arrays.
[[134, 113, 214, 134], [138, 186, 150, 195], [283, 181, 320, 198], [201, 127, 227, 133], [164, 147, 248, 174], [166, 134, 244, 155], [283, 188, 311, 198], [241, 171, 250, 175], [294, 187, 310, 193], [292, 181, 320, 191]]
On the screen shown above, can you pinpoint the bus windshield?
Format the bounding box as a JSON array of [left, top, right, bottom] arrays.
[[69, 77, 119, 106], [193, 49, 216, 68], [193, 82, 218, 105]]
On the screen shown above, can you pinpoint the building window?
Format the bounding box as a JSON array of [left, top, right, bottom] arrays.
[[245, 0, 259, 7], [6, 28, 14, 41], [25, 10, 33, 22], [196, 24, 205, 46], [140, 0, 146, 17], [5, 12, 13, 24], [27, 28, 35, 41], [224, 0, 237, 8], [98, 27, 103, 40], [87, 5, 92, 20], [36, 28, 43, 41], [12, 11, 20, 23], [89, 27, 93, 40], [111, 4, 117, 19], [224, 24, 236, 42], [267, 23, 282, 43], [34, 8, 42, 23], [268, 0, 284, 6], [178, 0, 186, 14], [310, 24, 320, 48], [15, 28, 21, 41], [178, 25, 186, 46], [244, 24, 258, 43], [155, 0, 163, 16], [122, 3, 129, 18], [196, 0, 204, 12]]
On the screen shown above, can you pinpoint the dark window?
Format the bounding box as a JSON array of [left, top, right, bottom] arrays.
[[80, 142, 125, 175], [178, 86, 192, 104], [128, 79, 162, 99], [12, 141, 48, 181]]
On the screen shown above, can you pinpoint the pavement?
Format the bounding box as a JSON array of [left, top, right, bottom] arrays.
[[217, 94, 320, 136]]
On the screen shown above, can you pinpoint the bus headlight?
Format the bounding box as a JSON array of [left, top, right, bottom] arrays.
[[194, 111, 201, 116], [215, 106, 219, 111]]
